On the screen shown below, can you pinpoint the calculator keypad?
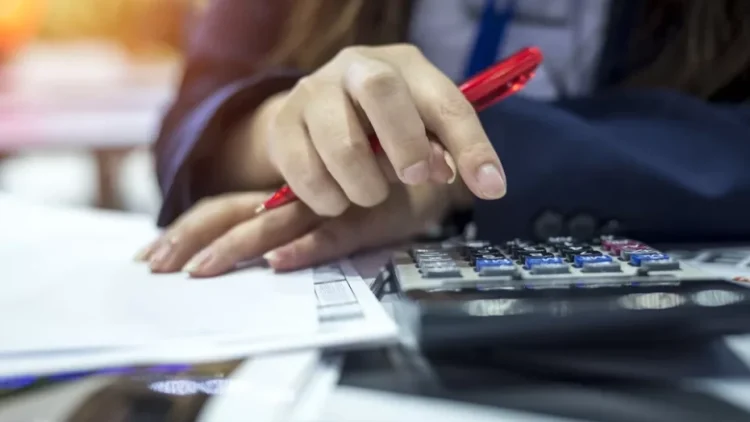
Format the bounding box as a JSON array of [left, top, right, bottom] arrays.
[[407, 236, 683, 282]]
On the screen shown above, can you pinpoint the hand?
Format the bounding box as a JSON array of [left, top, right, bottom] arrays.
[[136, 182, 468, 276], [227, 44, 507, 215]]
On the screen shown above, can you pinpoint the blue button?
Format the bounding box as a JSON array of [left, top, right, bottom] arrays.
[[574, 255, 612, 267], [630, 253, 671, 266], [475, 258, 514, 271], [525, 256, 564, 268]]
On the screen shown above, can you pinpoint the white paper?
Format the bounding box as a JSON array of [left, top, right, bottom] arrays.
[[0, 261, 397, 378], [0, 194, 318, 355]]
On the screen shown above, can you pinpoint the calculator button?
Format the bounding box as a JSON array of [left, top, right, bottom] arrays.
[[519, 252, 555, 263], [474, 253, 506, 260], [630, 253, 681, 271], [601, 238, 638, 251], [573, 254, 612, 267], [619, 247, 657, 261], [422, 266, 463, 278], [411, 247, 440, 253], [470, 246, 504, 256], [476, 258, 514, 270], [475, 258, 517, 276], [641, 260, 681, 271], [529, 263, 571, 275], [558, 245, 592, 254], [609, 241, 647, 255], [630, 253, 680, 270], [478, 266, 518, 276], [546, 236, 574, 244], [550, 241, 582, 252], [575, 256, 622, 273], [463, 241, 490, 248], [525, 256, 565, 268], [580, 262, 623, 273], [416, 256, 454, 266], [512, 246, 548, 259]]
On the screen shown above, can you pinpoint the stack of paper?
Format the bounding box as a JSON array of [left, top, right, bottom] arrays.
[[0, 194, 395, 379]]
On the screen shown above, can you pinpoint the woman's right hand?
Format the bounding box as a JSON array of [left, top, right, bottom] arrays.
[[248, 44, 507, 217]]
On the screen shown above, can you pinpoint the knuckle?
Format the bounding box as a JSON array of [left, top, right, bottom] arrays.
[[358, 67, 401, 98], [328, 137, 371, 163], [335, 46, 365, 63], [351, 183, 388, 208], [293, 76, 318, 97], [311, 195, 349, 218], [437, 93, 475, 120], [304, 104, 348, 141], [297, 159, 329, 188], [312, 224, 345, 248], [387, 43, 422, 59], [325, 198, 350, 217]]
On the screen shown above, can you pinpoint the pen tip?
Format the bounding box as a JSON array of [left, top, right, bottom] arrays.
[[254, 204, 266, 215]]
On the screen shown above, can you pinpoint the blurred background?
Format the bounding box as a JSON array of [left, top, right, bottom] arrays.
[[0, 0, 199, 215]]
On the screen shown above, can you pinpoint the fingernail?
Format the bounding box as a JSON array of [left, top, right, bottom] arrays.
[[476, 163, 506, 198], [134, 241, 156, 261], [149, 241, 174, 269], [401, 160, 430, 185], [263, 250, 279, 264], [183, 248, 214, 274], [444, 151, 457, 184]]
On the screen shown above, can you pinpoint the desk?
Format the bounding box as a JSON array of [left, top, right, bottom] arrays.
[[0, 195, 749, 421]]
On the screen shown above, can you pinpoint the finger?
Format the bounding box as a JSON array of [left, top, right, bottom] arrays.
[[342, 54, 433, 185], [399, 54, 506, 199], [147, 193, 268, 273], [269, 102, 350, 217], [264, 197, 414, 271], [428, 140, 456, 184], [263, 216, 375, 271], [184, 201, 321, 277], [134, 238, 161, 262], [303, 85, 389, 207], [375, 153, 399, 183]]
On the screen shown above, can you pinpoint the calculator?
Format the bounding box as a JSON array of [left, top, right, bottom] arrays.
[[388, 236, 750, 350]]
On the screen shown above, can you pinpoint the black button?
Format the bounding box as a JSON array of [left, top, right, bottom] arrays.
[[568, 214, 597, 241], [518, 252, 555, 263], [533, 211, 564, 241], [511, 246, 547, 259]]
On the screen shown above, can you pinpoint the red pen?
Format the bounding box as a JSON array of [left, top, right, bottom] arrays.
[[255, 46, 543, 215]]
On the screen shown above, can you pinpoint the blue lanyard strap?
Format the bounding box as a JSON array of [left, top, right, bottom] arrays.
[[464, 0, 517, 79]]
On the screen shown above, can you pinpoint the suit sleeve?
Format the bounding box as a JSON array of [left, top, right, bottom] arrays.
[[474, 90, 750, 244], [154, 0, 302, 227]]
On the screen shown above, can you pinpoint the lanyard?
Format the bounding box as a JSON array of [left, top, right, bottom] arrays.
[[463, 0, 517, 79]]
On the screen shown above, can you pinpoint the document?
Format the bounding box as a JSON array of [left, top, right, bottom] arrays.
[[0, 195, 398, 378], [0, 194, 318, 356]]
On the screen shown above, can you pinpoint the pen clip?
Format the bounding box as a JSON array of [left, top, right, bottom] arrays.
[[460, 46, 543, 112]]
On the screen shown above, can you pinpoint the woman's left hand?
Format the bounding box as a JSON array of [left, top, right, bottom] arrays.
[[136, 181, 470, 277]]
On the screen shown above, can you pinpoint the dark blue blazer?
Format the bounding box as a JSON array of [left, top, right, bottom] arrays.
[[475, 91, 750, 243]]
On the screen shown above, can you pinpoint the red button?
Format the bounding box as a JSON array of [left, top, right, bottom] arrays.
[[604, 239, 642, 254]]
